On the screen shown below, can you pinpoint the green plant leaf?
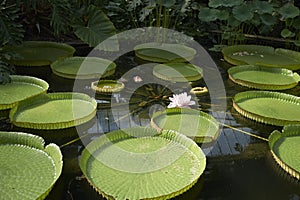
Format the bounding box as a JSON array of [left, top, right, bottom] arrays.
[[216, 9, 229, 20], [208, 0, 223, 8], [281, 28, 295, 38], [0, 2, 24, 45], [227, 15, 241, 27], [251, 0, 273, 14], [260, 14, 277, 26], [278, 3, 300, 19], [198, 7, 219, 22], [209, 0, 243, 8], [293, 40, 300, 47], [269, 125, 300, 180], [48, 0, 71, 36], [158, 0, 176, 8], [233, 91, 300, 126], [232, 4, 253, 22], [74, 5, 118, 51], [292, 17, 300, 29], [250, 14, 261, 26]]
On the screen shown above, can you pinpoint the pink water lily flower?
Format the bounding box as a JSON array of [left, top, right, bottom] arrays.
[[167, 92, 196, 108], [133, 76, 143, 83]]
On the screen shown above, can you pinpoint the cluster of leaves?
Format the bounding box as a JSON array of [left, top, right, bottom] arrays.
[[197, 0, 300, 47], [104, 0, 207, 37], [0, 1, 23, 84], [0, 0, 117, 84]]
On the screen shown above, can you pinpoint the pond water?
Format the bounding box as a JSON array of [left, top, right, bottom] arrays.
[[1, 45, 300, 200]]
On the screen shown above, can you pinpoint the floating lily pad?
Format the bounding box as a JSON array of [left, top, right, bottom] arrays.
[[151, 108, 220, 143], [5, 41, 75, 66], [91, 80, 125, 93], [228, 65, 300, 90], [269, 125, 300, 180], [0, 131, 62, 200], [9, 92, 97, 129], [0, 75, 49, 110], [134, 43, 196, 63], [233, 91, 300, 126], [153, 63, 203, 83], [222, 45, 300, 70], [80, 127, 206, 200], [51, 57, 116, 79]]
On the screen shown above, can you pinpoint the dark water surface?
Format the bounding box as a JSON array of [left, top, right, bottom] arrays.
[[1, 46, 300, 200]]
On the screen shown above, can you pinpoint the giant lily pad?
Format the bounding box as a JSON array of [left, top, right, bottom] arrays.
[[222, 45, 300, 70], [151, 108, 220, 143], [269, 125, 300, 180], [5, 41, 75, 66], [80, 127, 206, 200], [153, 63, 203, 83], [0, 131, 62, 200], [228, 65, 300, 90], [134, 43, 196, 63], [51, 57, 116, 79], [9, 92, 97, 129], [233, 91, 300, 126], [0, 75, 49, 110]]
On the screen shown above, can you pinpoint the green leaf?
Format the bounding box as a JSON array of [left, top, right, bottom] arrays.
[[48, 0, 71, 36], [216, 9, 229, 20], [279, 3, 300, 19], [292, 18, 300, 29], [0, 3, 24, 45], [233, 4, 253, 22], [281, 28, 295, 38], [250, 14, 261, 26], [251, 0, 274, 14], [293, 40, 300, 47], [198, 7, 219, 22], [260, 14, 277, 26], [209, 0, 243, 8], [158, 0, 176, 8], [208, 0, 223, 8], [73, 5, 118, 51], [227, 15, 241, 27]]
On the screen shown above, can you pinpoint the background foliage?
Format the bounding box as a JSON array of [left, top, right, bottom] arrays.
[[1, 0, 300, 84]]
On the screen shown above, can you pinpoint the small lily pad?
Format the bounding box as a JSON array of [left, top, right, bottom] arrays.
[[91, 80, 125, 93], [0, 131, 62, 200]]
